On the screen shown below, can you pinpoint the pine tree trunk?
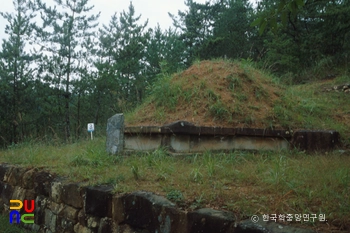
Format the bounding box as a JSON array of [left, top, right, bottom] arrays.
[[65, 58, 71, 142]]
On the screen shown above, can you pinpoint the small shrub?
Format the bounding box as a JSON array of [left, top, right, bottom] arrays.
[[236, 93, 248, 101], [107, 174, 126, 185], [155, 107, 166, 122], [131, 164, 141, 180], [209, 101, 229, 120], [244, 116, 255, 125], [190, 167, 203, 183], [152, 147, 168, 160], [113, 183, 128, 194], [206, 89, 219, 102], [254, 86, 267, 99], [190, 194, 205, 209], [150, 74, 181, 111], [226, 74, 241, 91], [166, 189, 184, 203], [156, 172, 167, 181], [203, 152, 216, 177]]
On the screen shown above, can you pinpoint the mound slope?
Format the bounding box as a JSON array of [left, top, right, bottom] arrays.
[[127, 60, 284, 128]]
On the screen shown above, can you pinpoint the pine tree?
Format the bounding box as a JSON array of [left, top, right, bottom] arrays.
[[116, 2, 150, 106], [94, 13, 126, 118], [94, 3, 150, 120], [95, 2, 149, 110], [211, 0, 254, 59], [169, 0, 215, 63], [255, 0, 350, 76], [34, 0, 100, 141], [147, 25, 186, 76], [0, 0, 36, 144]]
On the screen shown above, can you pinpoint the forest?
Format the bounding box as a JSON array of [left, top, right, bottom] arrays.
[[0, 0, 349, 146]]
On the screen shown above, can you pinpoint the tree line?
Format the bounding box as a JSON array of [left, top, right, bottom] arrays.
[[0, 0, 349, 146]]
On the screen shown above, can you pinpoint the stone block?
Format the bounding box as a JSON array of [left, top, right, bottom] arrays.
[[117, 224, 150, 233], [25, 189, 36, 201], [187, 208, 235, 233], [61, 183, 84, 208], [34, 196, 49, 225], [0, 197, 4, 213], [22, 168, 37, 189], [60, 205, 79, 222], [34, 171, 55, 197], [112, 195, 125, 223], [11, 186, 26, 200], [57, 216, 75, 233], [5, 166, 28, 186], [291, 130, 340, 152], [34, 206, 45, 225], [106, 113, 124, 154], [50, 180, 63, 203], [45, 208, 57, 232], [87, 216, 100, 229], [48, 201, 64, 215], [36, 195, 49, 210], [0, 181, 4, 197], [0, 163, 11, 181], [78, 208, 87, 226], [26, 223, 41, 232], [98, 217, 116, 233], [236, 218, 315, 233], [84, 185, 113, 217], [2, 204, 9, 215], [74, 223, 96, 233], [121, 191, 187, 233], [1, 183, 14, 203]]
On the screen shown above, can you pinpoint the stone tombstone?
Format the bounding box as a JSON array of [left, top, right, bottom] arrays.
[[106, 113, 124, 155]]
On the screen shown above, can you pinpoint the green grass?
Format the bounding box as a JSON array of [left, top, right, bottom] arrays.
[[209, 101, 230, 121], [272, 75, 350, 141], [1, 139, 349, 231], [147, 73, 184, 111]]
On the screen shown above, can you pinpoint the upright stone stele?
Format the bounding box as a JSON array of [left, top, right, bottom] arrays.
[[106, 113, 124, 155]]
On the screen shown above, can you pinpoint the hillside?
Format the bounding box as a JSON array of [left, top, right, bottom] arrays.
[[127, 60, 284, 128], [126, 60, 350, 142]]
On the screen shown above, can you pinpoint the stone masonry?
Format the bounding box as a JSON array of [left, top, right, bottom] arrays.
[[0, 163, 316, 233]]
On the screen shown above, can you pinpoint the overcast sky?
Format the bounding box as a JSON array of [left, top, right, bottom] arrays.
[[0, 0, 209, 42]]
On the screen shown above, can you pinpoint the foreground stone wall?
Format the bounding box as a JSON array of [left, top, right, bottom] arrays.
[[0, 163, 314, 233]]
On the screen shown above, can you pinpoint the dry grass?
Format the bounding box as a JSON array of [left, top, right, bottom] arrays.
[[126, 59, 284, 128]]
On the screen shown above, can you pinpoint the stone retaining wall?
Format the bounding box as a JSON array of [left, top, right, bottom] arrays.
[[0, 163, 314, 233], [123, 121, 340, 154]]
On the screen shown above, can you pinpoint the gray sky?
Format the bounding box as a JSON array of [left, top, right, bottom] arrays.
[[0, 0, 209, 42]]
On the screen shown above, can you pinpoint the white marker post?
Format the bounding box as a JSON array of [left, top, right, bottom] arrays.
[[87, 123, 95, 140]]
